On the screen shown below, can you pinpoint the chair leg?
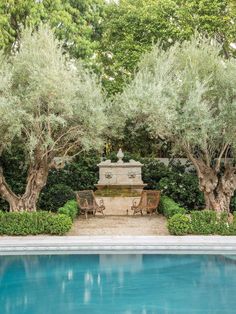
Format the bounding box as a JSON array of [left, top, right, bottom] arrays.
[[99, 206, 105, 216]]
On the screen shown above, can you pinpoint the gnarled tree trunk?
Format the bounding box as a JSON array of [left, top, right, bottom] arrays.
[[184, 149, 236, 212], [0, 159, 49, 212], [215, 165, 236, 213], [198, 165, 220, 211], [194, 160, 236, 213]]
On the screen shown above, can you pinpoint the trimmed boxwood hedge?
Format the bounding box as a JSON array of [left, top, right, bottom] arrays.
[[160, 196, 234, 236], [167, 213, 191, 235], [168, 210, 232, 236], [58, 200, 79, 221], [159, 196, 186, 218], [190, 211, 228, 235], [0, 211, 72, 235]]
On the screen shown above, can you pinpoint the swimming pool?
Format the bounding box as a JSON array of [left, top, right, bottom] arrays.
[[1, 254, 236, 313]]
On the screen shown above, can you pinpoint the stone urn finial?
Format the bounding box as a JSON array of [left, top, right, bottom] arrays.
[[117, 148, 124, 163]]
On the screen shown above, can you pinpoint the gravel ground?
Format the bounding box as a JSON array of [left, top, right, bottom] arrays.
[[68, 214, 169, 236]]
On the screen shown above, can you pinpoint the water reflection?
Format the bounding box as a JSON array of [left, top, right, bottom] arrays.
[[0, 254, 236, 313], [99, 254, 143, 273]]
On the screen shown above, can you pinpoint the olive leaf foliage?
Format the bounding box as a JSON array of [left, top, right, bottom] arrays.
[[0, 25, 107, 165], [119, 35, 236, 160]]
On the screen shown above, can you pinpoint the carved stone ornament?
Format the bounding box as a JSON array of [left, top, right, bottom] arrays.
[[105, 172, 113, 179], [128, 171, 136, 178], [117, 148, 124, 163]]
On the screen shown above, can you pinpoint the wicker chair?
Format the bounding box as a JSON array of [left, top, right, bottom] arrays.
[[131, 190, 161, 215], [76, 190, 105, 219]]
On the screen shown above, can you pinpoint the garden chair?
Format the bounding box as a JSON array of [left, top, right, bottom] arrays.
[[76, 190, 105, 219], [130, 190, 160, 215]]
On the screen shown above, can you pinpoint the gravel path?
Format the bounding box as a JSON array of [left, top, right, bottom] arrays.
[[68, 214, 169, 236]]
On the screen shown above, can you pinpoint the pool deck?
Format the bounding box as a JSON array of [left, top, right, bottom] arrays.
[[1, 236, 236, 255]]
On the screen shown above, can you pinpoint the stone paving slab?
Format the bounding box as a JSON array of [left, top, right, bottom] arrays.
[[68, 215, 168, 236], [1, 235, 236, 255]]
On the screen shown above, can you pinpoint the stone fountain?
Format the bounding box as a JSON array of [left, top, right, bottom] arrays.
[[96, 149, 147, 193]]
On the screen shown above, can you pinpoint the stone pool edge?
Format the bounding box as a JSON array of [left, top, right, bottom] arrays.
[[1, 236, 236, 255]]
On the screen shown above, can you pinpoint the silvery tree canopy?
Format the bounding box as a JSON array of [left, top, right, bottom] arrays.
[[0, 25, 107, 211], [119, 36, 236, 212]]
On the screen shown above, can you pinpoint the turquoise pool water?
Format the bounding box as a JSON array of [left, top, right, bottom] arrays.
[[1, 254, 236, 313]]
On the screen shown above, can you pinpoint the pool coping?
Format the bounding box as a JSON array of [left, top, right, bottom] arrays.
[[1, 236, 236, 255]]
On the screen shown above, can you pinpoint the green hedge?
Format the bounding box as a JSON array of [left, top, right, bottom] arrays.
[[229, 220, 236, 235], [58, 200, 79, 221], [0, 211, 72, 235], [168, 210, 230, 235], [168, 214, 191, 235], [190, 211, 228, 235], [159, 196, 186, 218]]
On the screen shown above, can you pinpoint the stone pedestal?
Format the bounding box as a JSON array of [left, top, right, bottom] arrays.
[[95, 150, 147, 193]]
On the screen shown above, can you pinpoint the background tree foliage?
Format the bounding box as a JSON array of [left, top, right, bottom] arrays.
[[0, 0, 235, 95], [99, 0, 235, 95], [0, 0, 105, 62]]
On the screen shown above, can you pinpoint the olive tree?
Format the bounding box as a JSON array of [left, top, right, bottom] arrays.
[[0, 26, 106, 211], [119, 36, 236, 212]]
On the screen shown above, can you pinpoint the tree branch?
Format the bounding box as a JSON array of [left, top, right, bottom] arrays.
[[215, 143, 229, 172], [203, 148, 211, 167], [182, 144, 202, 175], [44, 125, 81, 157]]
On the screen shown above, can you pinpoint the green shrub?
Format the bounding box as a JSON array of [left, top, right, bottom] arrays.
[[141, 159, 172, 190], [214, 212, 229, 235], [188, 211, 230, 235], [159, 171, 204, 210], [191, 211, 218, 235], [38, 184, 75, 211], [0, 212, 37, 235], [0, 211, 72, 235], [166, 207, 233, 236], [45, 152, 100, 191], [45, 214, 72, 235], [159, 196, 186, 218], [58, 200, 78, 221], [229, 222, 236, 235], [168, 214, 191, 235]]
